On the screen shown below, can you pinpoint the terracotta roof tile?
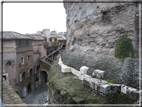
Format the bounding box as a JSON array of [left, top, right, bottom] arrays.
[[25, 34, 45, 40], [0, 31, 31, 39]]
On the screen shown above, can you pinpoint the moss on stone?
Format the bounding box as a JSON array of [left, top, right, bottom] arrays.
[[115, 35, 134, 60]]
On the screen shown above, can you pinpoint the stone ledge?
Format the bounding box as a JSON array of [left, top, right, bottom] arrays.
[[0, 77, 27, 106], [58, 57, 140, 103]]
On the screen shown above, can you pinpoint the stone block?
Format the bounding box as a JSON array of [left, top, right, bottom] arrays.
[[121, 85, 127, 94], [72, 97, 85, 104], [99, 84, 111, 94], [83, 76, 92, 87], [61, 64, 71, 73], [60, 90, 66, 96], [92, 69, 105, 79], [58, 57, 63, 66], [127, 87, 139, 101], [70, 46, 74, 51], [97, 83, 121, 95], [80, 66, 89, 75]]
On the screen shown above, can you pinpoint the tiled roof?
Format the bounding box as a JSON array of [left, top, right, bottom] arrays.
[[0, 31, 32, 39], [25, 34, 45, 40]]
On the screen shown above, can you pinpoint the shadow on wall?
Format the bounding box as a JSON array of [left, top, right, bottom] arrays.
[[61, 50, 139, 89]]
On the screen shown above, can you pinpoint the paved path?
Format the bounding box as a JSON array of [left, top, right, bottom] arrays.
[[23, 84, 48, 104]]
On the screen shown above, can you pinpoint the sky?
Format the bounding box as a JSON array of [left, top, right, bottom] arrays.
[[3, 3, 67, 34]]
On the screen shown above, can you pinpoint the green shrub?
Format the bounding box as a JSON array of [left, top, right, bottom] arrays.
[[114, 35, 134, 60]]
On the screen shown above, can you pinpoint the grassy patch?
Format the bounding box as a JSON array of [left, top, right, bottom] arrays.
[[107, 79, 116, 84]]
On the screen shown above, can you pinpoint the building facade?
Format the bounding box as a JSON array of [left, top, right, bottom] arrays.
[[42, 29, 50, 42], [26, 34, 47, 58], [0, 31, 49, 98]]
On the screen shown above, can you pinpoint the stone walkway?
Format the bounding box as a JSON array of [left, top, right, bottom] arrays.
[[23, 84, 48, 105], [0, 77, 27, 107]]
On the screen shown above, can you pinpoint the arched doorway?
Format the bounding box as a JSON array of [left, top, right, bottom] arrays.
[[35, 78, 39, 89], [22, 72, 26, 81], [30, 68, 33, 77], [40, 71, 48, 85], [27, 82, 31, 93], [37, 65, 40, 73], [21, 87, 26, 98]]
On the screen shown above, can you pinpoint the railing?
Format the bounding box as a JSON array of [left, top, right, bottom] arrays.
[[46, 46, 62, 57]]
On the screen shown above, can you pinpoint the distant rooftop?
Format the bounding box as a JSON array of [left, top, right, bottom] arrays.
[[25, 34, 45, 40], [0, 31, 32, 40]]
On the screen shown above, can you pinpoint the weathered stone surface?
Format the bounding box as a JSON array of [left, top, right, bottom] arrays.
[[50, 60, 139, 104], [80, 66, 89, 74], [59, 57, 71, 73], [92, 69, 105, 79], [120, 58, 139, 89], [72, 97, 85, 104], [60, 90, 66, 96], [61, 64, 71, 73], [58, 57, 63, 66], [61, 50, 140, 89], [121, 85, 127, 94], [62, 1, 140, 89], [64, 2, 138, 55]]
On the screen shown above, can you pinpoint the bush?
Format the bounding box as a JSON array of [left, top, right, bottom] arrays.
[[114, 35, 134, 60]]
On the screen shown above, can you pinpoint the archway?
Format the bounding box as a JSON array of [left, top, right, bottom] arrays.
[[34, 78, 39, 89], [27, 82, 31, 93], [22, 72, 26, 81], [37, 65, 40, 73], [21, 87, 26, 98], [40, 71, 48, 85], [30, 68, 33, 77]]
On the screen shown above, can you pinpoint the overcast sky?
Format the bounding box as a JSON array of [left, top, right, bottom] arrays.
[[3, 3, 67, 34]]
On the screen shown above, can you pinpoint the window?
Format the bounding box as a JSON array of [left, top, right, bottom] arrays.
[[19, 40, 21, 46], [21, 56, 24, 65], [6, 61, 12, 66], [26, 40, 29, 46], [27, 55, 30, 60]]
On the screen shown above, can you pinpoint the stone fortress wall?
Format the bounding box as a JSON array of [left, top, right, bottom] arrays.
[[62, 1, 141, 89]]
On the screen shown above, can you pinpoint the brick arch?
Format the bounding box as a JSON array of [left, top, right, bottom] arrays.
[[40, 69, 48, 74], [28, 68, 33, 77], [36, 64, 40, 73], [40, 70, 48, 86], [22, 71, 26, 81], [27, 67, 33, 77]]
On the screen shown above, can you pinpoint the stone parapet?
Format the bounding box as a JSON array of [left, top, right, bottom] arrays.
[[58, 57, 141, 103], [0, 77, 27, 106]]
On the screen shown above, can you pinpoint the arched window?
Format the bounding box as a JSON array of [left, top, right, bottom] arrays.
[[6, 61, 13, 66], [22, 72, 26, 81]]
